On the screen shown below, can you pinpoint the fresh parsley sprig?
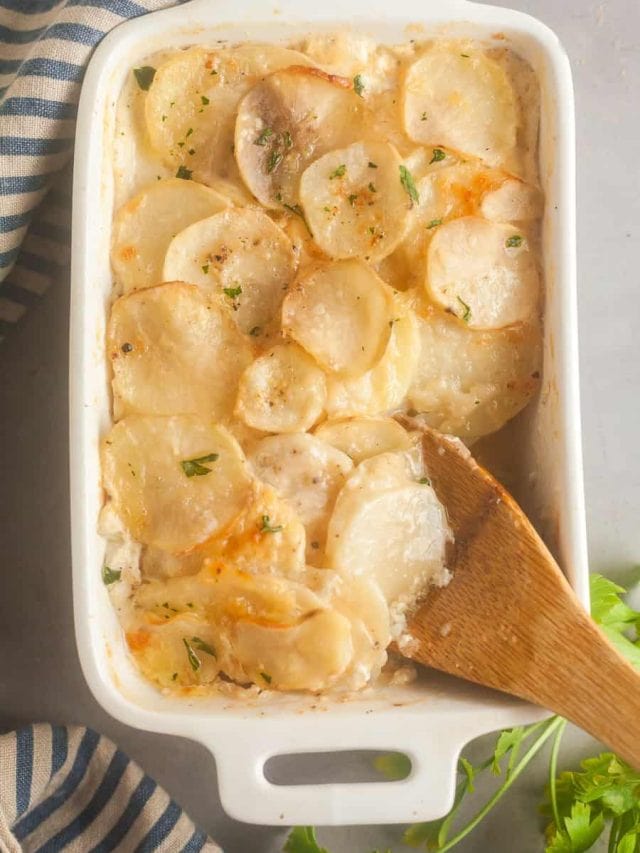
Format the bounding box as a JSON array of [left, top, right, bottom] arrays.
[[283, 572, 640, 853]]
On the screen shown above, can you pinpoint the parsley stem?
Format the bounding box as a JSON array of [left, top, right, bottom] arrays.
[[548, 717, 567, 830], [438, 716, 564, 853], [608, 816, 621, 853]]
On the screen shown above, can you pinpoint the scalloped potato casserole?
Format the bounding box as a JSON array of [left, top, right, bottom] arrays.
[[100, 33, 543, 696]]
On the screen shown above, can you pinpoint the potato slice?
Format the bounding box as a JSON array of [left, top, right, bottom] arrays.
[[406, 296, 542, 440], [282, 260, 393, 377], [314, 416, 411, 464], [235, 66, 364, 209], [326, 295, 420, 417], [233, 607, 353, 691], [480, 177, 543, 222], [111, 179, 229, 293], [426, 217, 539, 328], [199, 482, 306, 578], [102, 416, 253, 552], [403, 45, 518, 169], [326, 451, 450, 603], [299, 141, 410, 262], [235, 343, 327, 433], [140, 546, 204, 580], [249, 433, 353, 564], [145, 45, 313, 185], [162, 208, 297, 337], [108, 283, 252, 420]]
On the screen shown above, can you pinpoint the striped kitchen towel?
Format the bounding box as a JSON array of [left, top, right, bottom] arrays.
[[0, 724, 222, 852], [0, 0, 185, 342]]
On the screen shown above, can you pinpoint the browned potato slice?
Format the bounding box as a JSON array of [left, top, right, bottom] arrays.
[[234, 66, 364, 208], [108, 283, 251, 420], [145, 45, 314, 185], [110, 179, 229, 293], [403, 44, 518, 169], [299, 141, 411, 261], [403, 292, 542, 440], [249, 433, 353, 565], [102, 416, 252, 552], [235, 343, 327, 433], [162, 208, 297, 337], [426, 217, 540, 328], [282, 260, 393, 377]]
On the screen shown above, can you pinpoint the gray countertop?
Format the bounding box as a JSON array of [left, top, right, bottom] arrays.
[[1, 1, 639, 851]]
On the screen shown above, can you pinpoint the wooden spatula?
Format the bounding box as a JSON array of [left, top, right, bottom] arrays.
[[404, 423, 640, 768]]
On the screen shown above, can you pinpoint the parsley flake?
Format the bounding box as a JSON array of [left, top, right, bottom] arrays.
[[457, 296, 472, 323], [102, 565, 121, 585], [133, 65, 156, 90], [261, 672, 272, 684], [348, 193, 358, 206], [180, 452, 219, 477], [427, 218, 442, 229], [201, 263, 209, 274], [255, 127, 274, 146], [223, 285, 242, 300], [260, 515, 283, 534], [418, 477, 430, 485], [505, 234, 523, 248], [368, 161, 378, 169], [399, 164, 420, 205], [249, 325, 262, 337], [368, 182, 377, 193], [175, 165, 193, 180], [329, 164, 346, 179], [430, 147, 446, 164], [267, 150, 283, 173], [191, 636, 216, 658], [353, 74, 365, 96], [200, 94, 210, 105], [183, 638, 201, 672]]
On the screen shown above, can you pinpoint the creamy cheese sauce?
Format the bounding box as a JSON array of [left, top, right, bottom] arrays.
[[101, 33, 543, 697]]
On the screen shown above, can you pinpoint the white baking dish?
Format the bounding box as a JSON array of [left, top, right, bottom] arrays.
[[69, 0, 587, 826]]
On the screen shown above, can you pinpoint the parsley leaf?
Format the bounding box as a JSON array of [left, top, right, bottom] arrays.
[[260, 515, 283, 534], [284, 827, 329, 853], [399, 165, 419, 205], [183, 638, 201, 672], [506, 234, 523, 248], [260, 672, 272, 684], [102, 565, 121, 585], [267, 150, 283, 173], [255, 127, 274, 146], [457, 296, 472, 323], [175, 165, 193, 180], [133, 65, 156, 90], [223, 285, 242, 300], [430, 147, 446, 164], [180, 452, 219, 477], [427, 218, 442, 229], [191, 636, 216, 657], [546, 802, 606, 853], [353, 74, 365, 96], [329, 164, 346, 179]]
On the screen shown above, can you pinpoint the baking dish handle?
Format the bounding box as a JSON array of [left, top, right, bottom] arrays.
[[203, 729, 464, 826]]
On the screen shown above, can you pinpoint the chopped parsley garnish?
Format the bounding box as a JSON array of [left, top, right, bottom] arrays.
[[421, 111, 428, 121], [102, 565, 121, 585], [186, 127, 193, 137], [460, 52, 470, 57], [201, 263, 209, 274], [329, 164, 346, 179], [121, 342, 133, 353], [348, 193, 358, 206], [175, 165, 193, 180], [368, 161, 378, 169], [267, 150, 283, 173], [191, 636, 216, 658], [368, 182, 377, 193], [282, 130, 293, 149], [399, 164, 420, 205], [353, 74, 365, 96], [505, 234, 523, 248], [183, 638, 201, 672], [249, 325, 262, 337], [283, 202, 304, 218], [200, 94, 210, 105], [427, 218, 442, 229], [223, 285, 242, 300], [430, 147, 446, 164], [180, 452, 219, 477], [255, 127, 274, 146], [133, 65, 156, 90], [261, 672, 272, 684], [418, 477, 431, 485], [171, 672, 178, 681], [260, 515, 283, 534], [457, 296, 472, 323]]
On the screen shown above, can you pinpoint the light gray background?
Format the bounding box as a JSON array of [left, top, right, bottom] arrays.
[[1, 0, 639, 850]]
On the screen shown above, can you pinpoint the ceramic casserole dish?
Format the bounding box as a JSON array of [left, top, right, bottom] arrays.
[[69, 0, 588, 826]]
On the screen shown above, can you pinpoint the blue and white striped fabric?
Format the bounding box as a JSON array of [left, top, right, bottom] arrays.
[[0, 724, 223, 852], [0, 0, 185, 342]]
